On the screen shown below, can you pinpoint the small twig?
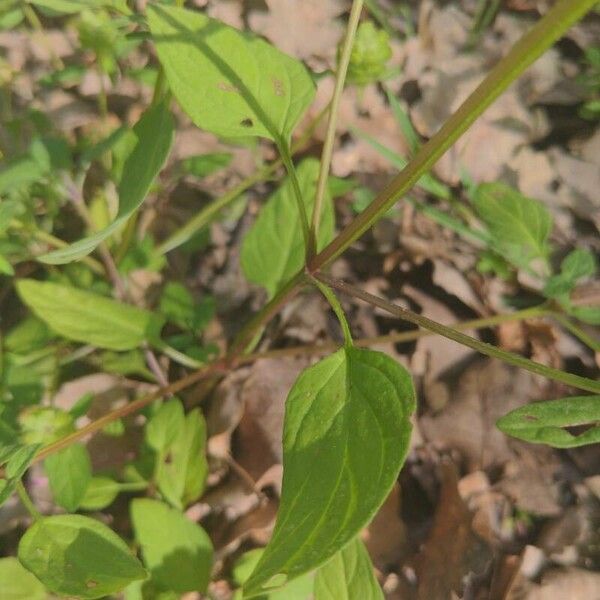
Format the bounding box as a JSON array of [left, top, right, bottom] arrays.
[[16, 480, 41, 521], [316, 273, 600, 394], [309, 0, 364, 258]]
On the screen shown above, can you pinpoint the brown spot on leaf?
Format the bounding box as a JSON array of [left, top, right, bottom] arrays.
[[272, 77, 284, 97]]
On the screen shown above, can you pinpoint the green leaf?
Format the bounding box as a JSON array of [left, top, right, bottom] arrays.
[[131, 498, 213, 593], [179, 152, 232, 178], [570, 306, 600, 325], [156, 408, 208, 508], [314, 537, 383, 600], [243, 347, 415, 596], [232, 549, 313, 600], [472, 183, 552, 272], [44, 443, 92, 512], [80, 476, 120, 511], [543, 248, 597, 299], [159, 282, 215, 332], [147, 4, 315, 142], [0, 444, 39, 506], [28, 0, 99, 15], [18, 514, 147, 599], [0, 254, 14, 276], [69, 392, 95, 419], [16, 279, 165, 351], [0, 557, 46, 600], [145, 398, 185, 453], [497, 395, 600, 448], [346, 21, 392, 86], [38, 101, 173, 264], [19, 406, 74, 445], [241, 159, 334, 297]]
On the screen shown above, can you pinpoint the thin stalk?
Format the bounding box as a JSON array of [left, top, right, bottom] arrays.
[[552, 313, 600, 352], [10, 221, 105, 275], [317, 273, 600, 394], [158, 343, 204, 369], [310, 275, 353, 347], [33, 359, 229, 465], [156, 104, 330, 255], [308, 0, 598, 272], [277, 139, 310, 254], [16, 481, 41, 521], [22, 4, 63, 70], [309, 0, 364, 258]]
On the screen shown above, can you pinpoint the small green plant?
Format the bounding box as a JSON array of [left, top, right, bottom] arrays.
[[0, 0, 598, 598]]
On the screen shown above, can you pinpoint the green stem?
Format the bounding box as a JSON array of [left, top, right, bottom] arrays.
[[117, 481, 148, 492], [155, 341, 204, 369], [317, 273, 600, 394], [157, 167, 265, 255], [552, 313, 600, 352], [228, 271, 306, 356], [16, 481, 41, 521], [308, 0, 598, 272], [10, 220, 105, 275], [310, 275, 353, 348], [309, 0, 364, 258], [277, 139, 310, 255]]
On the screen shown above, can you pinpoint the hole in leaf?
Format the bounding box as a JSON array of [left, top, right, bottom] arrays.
[[240, 118, 253, 128], [564, 423, 598, 437], [523, 414, 539, 422]]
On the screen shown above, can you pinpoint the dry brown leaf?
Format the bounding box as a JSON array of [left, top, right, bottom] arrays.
[[248, 0, 345, 68], [419, 360, 540, 470], [235, 358, 309, 479], [413, 461, 491, 600]]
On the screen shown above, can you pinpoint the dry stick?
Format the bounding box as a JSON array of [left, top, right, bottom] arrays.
[[33, 303, 555, 464], [309, 0, 364, 258], [316, 273, 600, 394]]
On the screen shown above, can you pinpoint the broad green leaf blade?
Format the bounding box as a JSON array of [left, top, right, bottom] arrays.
[[44, 443, 92, 512], [38, 101, 173, 264], [497, 395, 600, 448], [156, 408, 208, 508], [18, 514, 147, 599], [0, 444, 39, 506], [145, 398, 185, 453], [147, 4, 315, 142], [80, 476, 120, 511], [472, 183, 552, 272], [16, 279, 165, 351], [314, 537, 383, 600], [243, 347, 415, 597], [0, 557, 46, 600], [131, 498, 213, 593], [241, 158, 334, 297]]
